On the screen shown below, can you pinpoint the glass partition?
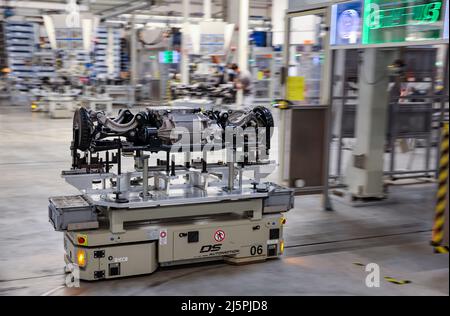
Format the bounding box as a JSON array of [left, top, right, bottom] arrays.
[[286, 10, 329, 106]]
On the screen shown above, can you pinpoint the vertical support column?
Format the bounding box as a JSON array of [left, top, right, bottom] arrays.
[[271, 0, 288, 46], [130, 15, 138, 90], [333, 49, 347, 179], [181, 0, 190, 85], [238, 0, 249, 73], [323, 49, 336, 211], [225, 0, 239, 25], [237, 0, 249, 106], [345, 48, 397, 199], [224, 0, 239, 64], [228, 149, 236, 191], [142, 156, 149, 201], [204, 0, 212, 20]]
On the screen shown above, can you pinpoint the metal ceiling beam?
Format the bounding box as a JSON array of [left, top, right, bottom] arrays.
[[99, 0, 154, 22], [0, 0, 89, 11], [94, 0, 149, 14], [0, 0, 273, 20]]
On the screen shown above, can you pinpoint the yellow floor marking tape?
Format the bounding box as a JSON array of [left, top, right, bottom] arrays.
[[384, 277, 412, 285], [352, 263, 414, 285]]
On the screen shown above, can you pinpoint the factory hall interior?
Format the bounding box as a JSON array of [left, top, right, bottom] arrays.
[[0, 0, 449, 298]]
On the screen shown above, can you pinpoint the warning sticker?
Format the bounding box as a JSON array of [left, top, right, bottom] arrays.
[[214, 230, 226, 243], [159, 229, 168, 246]]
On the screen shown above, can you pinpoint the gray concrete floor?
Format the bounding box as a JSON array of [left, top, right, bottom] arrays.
[[0, 104, 448, 296]]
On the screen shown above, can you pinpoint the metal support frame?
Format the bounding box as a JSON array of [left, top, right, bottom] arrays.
[[327, 45, 449, 184], [281, 6, 333, 211], [108, 199, 263, 234], [324, 49, 335, 211]]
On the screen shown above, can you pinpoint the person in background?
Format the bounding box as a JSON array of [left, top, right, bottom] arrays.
[[230, 63, 253, 106], [225, 63, 236, 82]]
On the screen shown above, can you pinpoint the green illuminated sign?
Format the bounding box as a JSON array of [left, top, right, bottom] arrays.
[[363, 0, 445, 44], [159, 51, 180, 64]]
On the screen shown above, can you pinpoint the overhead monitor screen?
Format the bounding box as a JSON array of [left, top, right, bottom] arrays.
[[331, 0, 363, 46]]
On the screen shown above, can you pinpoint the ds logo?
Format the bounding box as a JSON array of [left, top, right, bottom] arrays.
[[200, 244, 222, 253]]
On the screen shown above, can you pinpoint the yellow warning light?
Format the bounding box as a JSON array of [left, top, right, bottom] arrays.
[[31, 103, 37, 109], [77, 249, 87, 268], [280, 240, 285, 254]]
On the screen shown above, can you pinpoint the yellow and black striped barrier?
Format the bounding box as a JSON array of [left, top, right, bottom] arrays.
[[435, 245, 449, 254], [432, 122, 449, 254]]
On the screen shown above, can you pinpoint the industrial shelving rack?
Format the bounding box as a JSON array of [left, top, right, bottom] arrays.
[[32, 51, 56, 79], [0, 23, 9, 99], [32, 34, 56, 79], [0, 23, 6, 71], [120, 37, 129, 75], [94, 27, 121, 79], [3, 21, 37, 91]]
